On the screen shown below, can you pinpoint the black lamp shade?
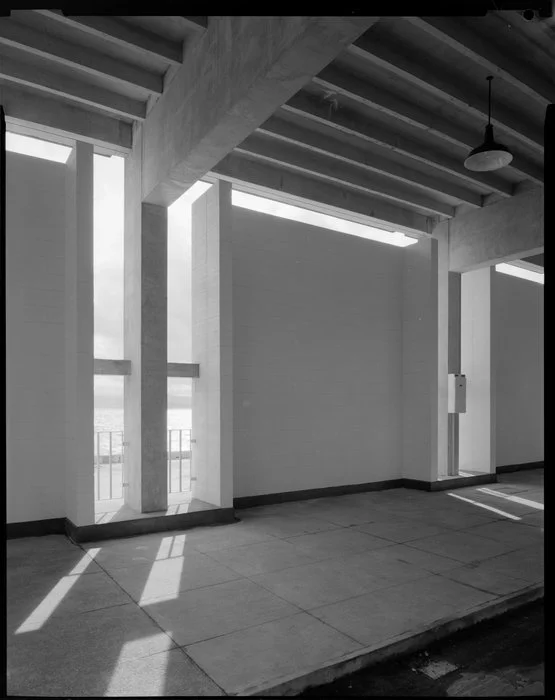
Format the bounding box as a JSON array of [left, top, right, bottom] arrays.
[[464, 124, 513, 172]]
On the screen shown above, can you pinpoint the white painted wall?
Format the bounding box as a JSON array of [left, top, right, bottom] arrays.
[[493, 271, 544, 467], [6, 152, 67, 523], [231, 207, 403, 498], [191, 182, 234, 508], [401, 237, 448, 482], [459, 267, 495, 475]]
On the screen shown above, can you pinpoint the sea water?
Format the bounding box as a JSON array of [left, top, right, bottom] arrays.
[[94, 407, 192, 432]]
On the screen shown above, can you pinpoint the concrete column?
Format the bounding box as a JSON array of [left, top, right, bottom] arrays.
[[447, 271, 462, 476], [124, 130, 168, 512], [65, 141, 95, 526], [459, 266, 495, 474], [401, 231, 448, 483], [191, 180, 233, 508]]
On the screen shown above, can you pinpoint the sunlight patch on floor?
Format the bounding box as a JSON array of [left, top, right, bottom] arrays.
[[15, 549, 101, 634], [105, 636, 170, 696], [478, 488, 544, 511], [447, 492, 521, 520]]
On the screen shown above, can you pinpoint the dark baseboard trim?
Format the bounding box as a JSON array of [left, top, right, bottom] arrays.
[[233, 478, 405, 509], [7, 509, 236, 543], [65, 507, 236, 544], [6, 517, 66, 539], [496, 461, 544, 474], [402, 473, 497, 492], [234, 471, 504, 509]]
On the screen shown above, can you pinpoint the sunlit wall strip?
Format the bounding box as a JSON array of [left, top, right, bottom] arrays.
[[495, 263, 544, 285], [232, 190, 418, 248], [6, 132, 72, 163]]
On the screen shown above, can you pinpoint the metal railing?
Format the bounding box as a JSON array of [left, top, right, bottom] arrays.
[[168, 429, 193, 494], [94, 429, 192, 501]]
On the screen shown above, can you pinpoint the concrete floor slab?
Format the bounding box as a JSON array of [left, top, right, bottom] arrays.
[[141, 577, 299, 646], [285, 528, 391, 560], [7, 570, 130, 632], [519, 512, 545, 528], [84, 532, 201, 571], [108, 551, 241, 602], [406, 530, 517, 563], [440, 561, 533, 596], [8, 535, 100, 576], [464, 521, 543, 548], [95, 648, 224, 697], [7, 469, 544, 697], [401, 508, 501, 530], [236, 512, 340, 537], [384, 573, 498, 612], [484, 546, 544, 584], [186, 612, 362, 695], [453, 491, 541, 518], [203, 538, 323, 576], [354, 519, 447, 543], [8, 603, 175, 697], [183, 522, 279, 552], [7, 534, 78, 558], [251, 556, 390, 609], [340, 548, 446, 586], [310, 578, 456, 646], [368, 543, 462, 573]]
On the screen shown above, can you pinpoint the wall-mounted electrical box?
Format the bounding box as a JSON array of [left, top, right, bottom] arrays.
[[448, 373, 466, 413]]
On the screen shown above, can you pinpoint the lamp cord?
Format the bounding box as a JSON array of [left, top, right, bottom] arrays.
[[487, 75, 493, 126]]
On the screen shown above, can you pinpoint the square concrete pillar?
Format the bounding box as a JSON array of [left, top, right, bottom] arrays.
[[401, 232, 449, 483], [124, 133, 168, 513], [459, 266, 495, 474], [191, 180, 233, 508], [65, 142, 95, 526]]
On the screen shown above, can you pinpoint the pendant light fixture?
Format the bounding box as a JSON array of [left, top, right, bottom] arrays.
[[464, 76, 513, 171]]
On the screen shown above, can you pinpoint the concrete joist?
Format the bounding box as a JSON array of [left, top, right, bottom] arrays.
[[406, 16, 555, 108], [446, 187, 544, 272], [313, 66, 544, 184], [283, 93, 513, 197], [34, 11, 183, 66], [211, 152, 432, 235], [0, 19, 163, 95], [237, 133, 456, 217], [258, 116, 481, 208], [0, 54, 147, 120], [349, 35, 544, 155], [141, 16, 379, 206], [0, 83, 132, 153]]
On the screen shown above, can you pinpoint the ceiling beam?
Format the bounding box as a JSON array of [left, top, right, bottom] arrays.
[[349, 35, 544, 155], [179, 17, 208, 31], [283, 92, 514, 196], [141, 16, 379, 206], [0, 19, 163, 95], [35, 11, 183, 66], [405, 16, 555, 108], [446, 187, 544, 272], [258, 115, 481, 207], [211, 152, 432, 235], [313, 66, 543, 184], [0, 53, 146, 120], [238, 133, 455, 217], [0, 83, 132, 153]]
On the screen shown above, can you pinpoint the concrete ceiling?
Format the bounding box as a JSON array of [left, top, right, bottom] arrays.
[[216, 13, 551, 234], [522, 254, 544, 267], [0, 11, 207, 152], [0, 11, 550, 235]]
